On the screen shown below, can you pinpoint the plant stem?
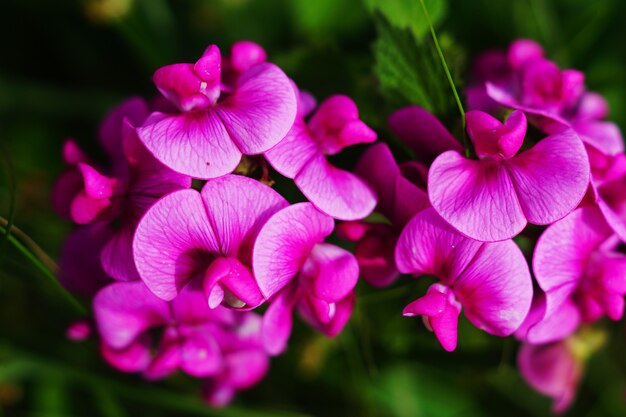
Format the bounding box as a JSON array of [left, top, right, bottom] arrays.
[[418, 0, 469, 156], [0, 219, 86, 316]]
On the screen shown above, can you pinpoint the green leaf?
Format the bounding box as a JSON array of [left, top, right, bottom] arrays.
[[372, 14, 463, 117], [364, 0, 446, 40]]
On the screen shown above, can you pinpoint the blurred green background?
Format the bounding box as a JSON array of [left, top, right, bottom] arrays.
[[1, 0, 626, 416]]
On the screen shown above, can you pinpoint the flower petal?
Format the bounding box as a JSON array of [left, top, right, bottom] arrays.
[[253, 203, 334, 298], [429, 151, 526, 242], [453, 240, 533, 336], [307, 243, 359, 303], [216, 63, 297, 154], [137, 111, 242, 179], [506, 128, 590, 225], [101, 225, 139, 281], [94, 281, 169, 349], [263, 117, 319, 178], [133, 189, 219, 300], [295, 153, 376, 221]]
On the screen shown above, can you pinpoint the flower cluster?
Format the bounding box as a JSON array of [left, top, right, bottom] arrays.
[[54, 38, 625, 413], [54, 41, 374, 405]]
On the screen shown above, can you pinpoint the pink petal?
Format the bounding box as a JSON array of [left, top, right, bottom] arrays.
[[101, 225, 139, 281], [261, 284, 297, 355], [302, 291, 355, 338], [571, 120, 624, 156], [253, 203, 334, 298], [507, 39, 544, 68], [295, 153, 376, 221], [516, 294, 580, 344], [153, 63, 212, 112], [137, 111, 242, 179], [353, 225, 399, 287], [395, 208, 483, 281], [216, 63, 297, 154], [230, 41, 267, 73], [306, 243, 359, 303], [51, 169, 83, 220], [99, 97, 149, 160], [263, 117, 319, 178], [100, 335, 152, 373], [454, 239, 532, 336], [466, 110, 526, 159], [133, 189, 219, 300], [387, 106, 462, 164], [533, 206, 613, 318], [505, 128, 590, 225], [428, 151, 527, 242], [179, 329, 222, 377], [199, 175, 288, 259], [94, 281, 169, 349]]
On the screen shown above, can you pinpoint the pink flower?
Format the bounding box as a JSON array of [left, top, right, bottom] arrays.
[[94, 281, 268, 393], [395, 208, 533, 352], [66, 320, 91, 342], [531, 206, 626, 333], [133, 174, 287, 309], [264, 93, 377, 220], [53, 98, 191, 281], [518, 340, 582, 414], [338, 142, 430, 287], [429, 110, 589, 241], [475, 40, 624, 158], [252, 203, 359, 355], [387, 105, 463, 165], [137, 43, 297, 179]]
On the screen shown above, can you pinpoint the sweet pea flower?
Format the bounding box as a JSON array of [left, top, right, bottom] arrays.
[[518, 327, 606, 414], [532, 206, 626, 332], [395, 208, 533, 352], [429, 110, 589, 241], [133, 174, 287, 309], [477, 40, 624, 157], [137, 42, 297, 179], [264, 93, 377, 220], [518, 340, 582, 414], [387, 105, 463, 165], [94, 281, 267, 393], [338, 142, 430, 287], [252, 203, 359, 355], [53, 98, 191, 281]]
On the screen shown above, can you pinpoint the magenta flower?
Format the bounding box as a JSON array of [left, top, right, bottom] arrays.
[[387, 105, 463, 165], [53, 98, 191, 281], [518, 340, 582, 414], [338, 142, 430, 287], [429, 110, 589, 241], [395, 208, 533, 351], [94, 280, 267, 389], [475, 40, 624, 157], [137, 43, 297, 179], [251, 203, 359, 355], [533, 206, 626, 329], [133, 174, 287, 308], [264, 93, 377, 220]]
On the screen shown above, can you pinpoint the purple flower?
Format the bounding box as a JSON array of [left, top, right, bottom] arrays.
[[252, 203, 359, 355], [338, 142, 430, 287], [94, 280, 267, 390], [518, 340, 582, 414], [395, 208, 533, 351], [133, 174, 287, 309], [471, 39, 624, 158], [53, 98, 191, 282], [429, 110, 589, 241], [264, 93, 377, 220], [532, 206, 626, 333], [137, 43, 297, 179]]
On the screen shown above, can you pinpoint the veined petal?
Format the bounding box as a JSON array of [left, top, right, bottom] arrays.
[[454, 240, 533, 336], [395, 208, 483, 282], [429, 151, 526, 242], [306, 243, 359, 303], [133, 189, 220, 300], [253, 203, 334, 298], [506, 128, 590, 225], [263, 117, 319, 178], [295, 153, 376, 221], [137, 111, 242, 179], [216, 63, 297, 154]]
